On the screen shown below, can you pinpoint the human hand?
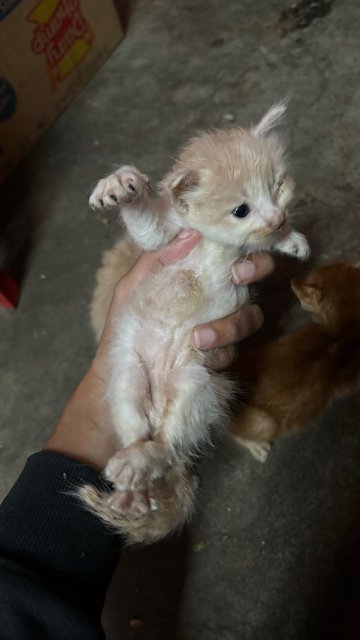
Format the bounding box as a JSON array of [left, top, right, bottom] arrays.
[[44, 231, 274, 470], [193, 251, 275, 370]]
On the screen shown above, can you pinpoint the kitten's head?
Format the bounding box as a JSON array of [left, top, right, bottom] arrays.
[[161, 102, 294, 250], [291, 262, 360, 327]]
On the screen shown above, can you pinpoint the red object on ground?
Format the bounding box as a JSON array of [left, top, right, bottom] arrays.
[[0, 269, 20, 308]]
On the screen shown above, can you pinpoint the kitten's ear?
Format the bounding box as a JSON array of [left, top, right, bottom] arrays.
[[252, 101, 287, 138], [163, 169, 199, 204], [171, 170, 199, 198], [291, 278, 322, 309]]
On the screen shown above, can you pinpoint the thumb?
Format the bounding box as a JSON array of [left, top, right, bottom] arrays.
[[96, 229, 201, 358], [117, 229, 201, 300]]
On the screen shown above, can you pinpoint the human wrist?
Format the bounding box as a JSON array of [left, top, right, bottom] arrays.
[[44, 367, 117, 471]]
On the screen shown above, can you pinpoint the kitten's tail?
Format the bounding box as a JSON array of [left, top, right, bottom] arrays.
[[78, 464, 198, 545]]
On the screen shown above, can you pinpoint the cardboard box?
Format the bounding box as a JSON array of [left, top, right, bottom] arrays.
[[0, 0, 123, 183]]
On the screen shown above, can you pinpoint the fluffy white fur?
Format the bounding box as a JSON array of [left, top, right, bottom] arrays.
[[82, 103, 310, 542]]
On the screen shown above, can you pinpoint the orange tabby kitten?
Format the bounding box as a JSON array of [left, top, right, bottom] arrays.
[[228, 262, 360, 461]]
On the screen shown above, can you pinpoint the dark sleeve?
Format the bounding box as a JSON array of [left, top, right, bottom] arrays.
[[0, 451, 121, 640]]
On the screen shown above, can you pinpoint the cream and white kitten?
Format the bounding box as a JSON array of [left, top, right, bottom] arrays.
[[80, 103, 309, 542]]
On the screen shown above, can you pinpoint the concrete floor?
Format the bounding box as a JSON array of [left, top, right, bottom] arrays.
[[1, 0, 360, 638]]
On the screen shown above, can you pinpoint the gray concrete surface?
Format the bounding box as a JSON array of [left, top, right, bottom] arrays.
[[1, 0, 360, 638]]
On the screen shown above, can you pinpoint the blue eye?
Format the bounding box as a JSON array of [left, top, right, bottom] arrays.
[[231, 203, 250, 218]]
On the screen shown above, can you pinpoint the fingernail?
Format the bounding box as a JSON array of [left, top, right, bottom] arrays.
[[177, 228, 195, 239], [193, 327, 217, 349], [232, 260, 256, 284]]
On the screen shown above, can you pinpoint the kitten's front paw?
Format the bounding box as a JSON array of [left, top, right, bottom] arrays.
[[288, 232, 310, 259], [89, 165, 150, 210], [275, 231, 310, 260]]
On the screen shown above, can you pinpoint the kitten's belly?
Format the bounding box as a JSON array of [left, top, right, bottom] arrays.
[[114, 254, 248, 427], [132, 262, 247, 328], [124, 258, 249, 372]]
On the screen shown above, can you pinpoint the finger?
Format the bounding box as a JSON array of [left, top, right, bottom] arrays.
[[98, 230, 201, 354], [232, 252, 275, 285], [205, 345, 239, 372], [161, 229, 202, 265], [115, 229, 201, 304], [193, 304, 264, 350]]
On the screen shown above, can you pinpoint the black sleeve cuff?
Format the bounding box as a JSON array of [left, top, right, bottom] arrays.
[[0, 451, 121, 614]]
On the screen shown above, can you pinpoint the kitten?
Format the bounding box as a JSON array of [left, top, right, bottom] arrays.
[[81, 103, 309, 543], [228, 262, 360, 461]]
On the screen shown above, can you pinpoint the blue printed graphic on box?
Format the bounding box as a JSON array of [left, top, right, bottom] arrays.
[[0, 0, 22, 21], [0, 78, 17, 121]]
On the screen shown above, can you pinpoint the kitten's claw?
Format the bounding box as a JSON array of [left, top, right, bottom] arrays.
[[89, 165, 150, 210]]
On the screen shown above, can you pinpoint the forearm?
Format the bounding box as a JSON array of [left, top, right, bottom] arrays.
[[44, 367, 118, 471], [90, 166, 181, 251], [0, 451, 120, 639]]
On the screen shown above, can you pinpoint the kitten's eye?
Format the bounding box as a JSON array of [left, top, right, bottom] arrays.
[[231, 203, 250, 218]]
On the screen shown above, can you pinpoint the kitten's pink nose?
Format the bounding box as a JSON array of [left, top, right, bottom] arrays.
[[267, 210, 285, 232]]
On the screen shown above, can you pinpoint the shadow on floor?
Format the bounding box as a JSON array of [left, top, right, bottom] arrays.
[[102, 528, 192, 640]]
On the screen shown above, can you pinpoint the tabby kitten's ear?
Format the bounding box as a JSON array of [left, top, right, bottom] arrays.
[[291, 278, 323, 311]]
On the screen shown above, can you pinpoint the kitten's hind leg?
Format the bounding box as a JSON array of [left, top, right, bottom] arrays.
[[106, 363, 230, 516], [80, 463, 198, 544], [155, 364, 234, 455], [229, 405, 278, 463], [105, 442, 166, 490], [105, 352, 166, 516], [104, 440, 171, 517]]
